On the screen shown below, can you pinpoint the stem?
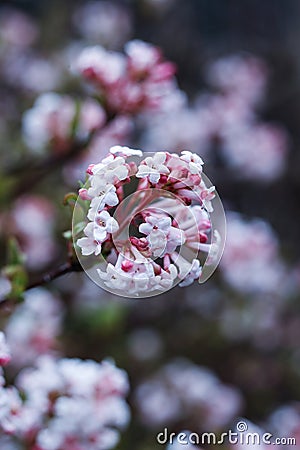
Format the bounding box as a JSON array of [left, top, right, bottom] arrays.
[[8, 138, 92, 201], [0, 261, 83, 313], [26, 261, 82, 290]]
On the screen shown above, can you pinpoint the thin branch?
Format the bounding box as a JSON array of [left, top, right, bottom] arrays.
[[26, 261, 83, 290], [8, 138, 91, 201], [0, 261, 83, 313]]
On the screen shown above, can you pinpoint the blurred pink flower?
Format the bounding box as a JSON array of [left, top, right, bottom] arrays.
[[5, 288, 63, 368], [11, 195, 57, 270], [220, 213, 286, 294], [0, 356, 130, 450]]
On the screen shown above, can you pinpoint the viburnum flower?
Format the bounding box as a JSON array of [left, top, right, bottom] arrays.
[[178, 259, 202, 287], [136, 152, 170, 184], [75, 146, 223, 297], [75, 40, 177, 114], [4, 288, 63, 368], [22, 93, 105, 152], [88, 154, 129, 183], [0, 355, 130, 450], [86, 186, 119, 218], [180, 150, 204, 175], [77, 222, 103, 256], [139, 215, 185, 258]]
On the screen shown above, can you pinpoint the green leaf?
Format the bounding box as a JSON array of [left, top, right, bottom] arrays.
[[3, 264, 28, 300], [63, 192, 78, 208], [63, 230, 72, 240], [7, 237, 25, 266], [73, 221, 86, 236], [70, 99, 81, 139]]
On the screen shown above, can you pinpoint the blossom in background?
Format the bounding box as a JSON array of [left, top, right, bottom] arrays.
[[268, 404, 300, 449], [75, 39, 177, 114], [75, 146, 221, 296], [220, 213, 286, 294], [141, 53, 289, 183], [206, 54, 268, 106], [22, 93, 105, 152], [10, 195, 57, 270], [73, 1, 132, 49], [0, 355, 130, 450], [0, 7, 38, 48], [5, 288, 63, 368], [221, 123, 288, 181], [135, 358, 242, 430]]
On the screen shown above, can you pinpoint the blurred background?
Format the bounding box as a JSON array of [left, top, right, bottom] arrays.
[[1, 0, 300, 449]]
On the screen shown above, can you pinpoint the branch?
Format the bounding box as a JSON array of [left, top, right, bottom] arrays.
[[26, 261, 83, 290], [0, 260, 83, 313], [8, 138, 91, 201]]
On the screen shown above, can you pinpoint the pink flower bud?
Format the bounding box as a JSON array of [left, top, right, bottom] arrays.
[[130, 237, 149, 252], [152, 62, 176, 81], [86, 164, 95, 175], [199, 232, 208, 243], [79, 188, 91, 200], [121, 260, 134, 272], [0, 354, 11, 366]]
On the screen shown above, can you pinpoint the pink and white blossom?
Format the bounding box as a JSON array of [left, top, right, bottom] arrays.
[[77, 222, 103, 256], [76, 147, 221, 296], [180, 150, 204, 175], [0, 356, 130, 450], [89, 154, 129, 183], [5, 288, 63, 368], [87, 185, 119, 217], [135, 359, 242, 430], [73, 1, 132, 49], [139, 215, 185, 257], [220, 213, 286, 294], [136, 152, 170, 184]]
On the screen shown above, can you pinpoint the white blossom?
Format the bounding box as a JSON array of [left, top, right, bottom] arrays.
[[77, 222, 102, 256], [180, 150, 204, 175], [136, 152, 170, 184], [109, 145, 143, 157]]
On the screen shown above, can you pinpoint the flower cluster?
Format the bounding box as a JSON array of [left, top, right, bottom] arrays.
[[73, 1, 132, 49], [268, 404, 300, 449], [134, 358, 242, 430], [76, 146, 220, 296], [23, 93, 106, 152], [9, 195, 57, 270], [4, 288, 63, 368], [142, 54, 289, 182], [0, 352, 130, 450], [220, 213, 286, 294], [75, 39, 177, 114]]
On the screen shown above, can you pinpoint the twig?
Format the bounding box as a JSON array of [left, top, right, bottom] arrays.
[[26, 261, 83, 290], [0, 261, 83, 313], [8, 138, 91, 201]]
